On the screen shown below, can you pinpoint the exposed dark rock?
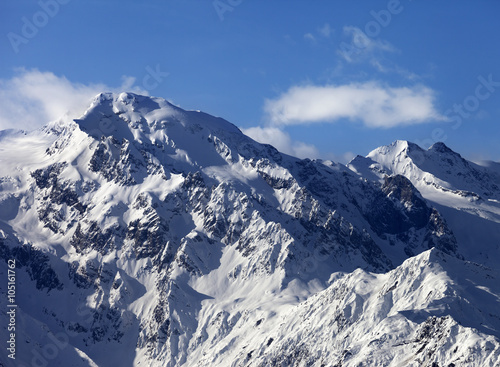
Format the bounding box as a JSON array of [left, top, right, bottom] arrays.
[[0, 239, 62, 292]]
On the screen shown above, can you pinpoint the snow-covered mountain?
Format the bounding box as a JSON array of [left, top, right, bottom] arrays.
[[349, 140, 500, 269], [0, 93, 499, 366]]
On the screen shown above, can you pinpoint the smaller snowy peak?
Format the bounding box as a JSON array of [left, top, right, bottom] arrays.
[[419, 142, 500, 197], [349, 140, 423, 183], [428, 141, 455, 154], [349, 139, 500, 260], [364, 140, 423, 175], [364, 140, 467, 174], [355, 140, 499, 197], [367, 139, 408, 159], [425, 141, 470, 170]]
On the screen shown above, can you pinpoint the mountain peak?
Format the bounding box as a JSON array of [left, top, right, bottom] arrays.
[[75, 92, 243, 147], [428, 141, 454, 154], [368, 140, 423, 158], [91, 91, 165, 106], [391, 140, 424, 154]]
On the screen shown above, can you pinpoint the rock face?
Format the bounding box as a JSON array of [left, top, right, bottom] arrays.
[[0, 93, 499, 366]]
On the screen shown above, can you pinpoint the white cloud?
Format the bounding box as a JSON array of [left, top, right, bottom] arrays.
[[241, 126, 320, 159], [324, 151, 356, 165], [265, 82, 447, 128], [0, 69, 148, 131], [242, 126, 355, 163]]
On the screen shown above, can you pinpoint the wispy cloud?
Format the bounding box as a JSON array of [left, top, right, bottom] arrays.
[[304, 23, 334, 45], [0, 69, 147, 131], [338, 26, 397, 63], [303, 33, 316, 43], [265, 82, 447, 128], [333, 26, 425, 82], [318, 23, 333, 38]]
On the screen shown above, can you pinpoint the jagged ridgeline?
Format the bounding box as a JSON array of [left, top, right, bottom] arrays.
[[0, 93, 499, 366]]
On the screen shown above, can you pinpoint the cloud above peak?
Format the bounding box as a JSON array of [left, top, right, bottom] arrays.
[[264, 82, 447, 128]]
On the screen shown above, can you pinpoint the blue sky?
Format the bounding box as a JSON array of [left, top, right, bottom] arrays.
[[1, 0, 499, 163]]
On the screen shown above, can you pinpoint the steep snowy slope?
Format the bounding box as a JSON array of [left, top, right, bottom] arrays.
[[0, 93, 498, 366], [223, 249, 500, 367]]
